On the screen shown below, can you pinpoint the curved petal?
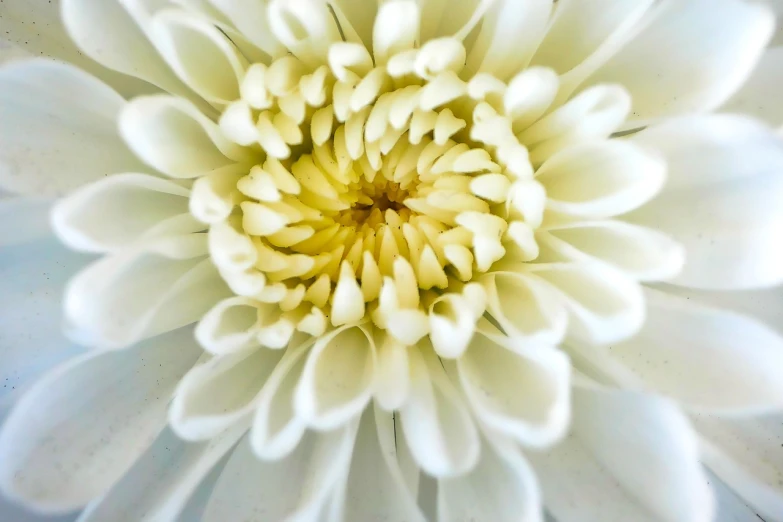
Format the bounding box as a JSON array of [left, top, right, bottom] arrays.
[[605, 289, 783, 415], [0, 0, 153, 97], [200, 0, 284, 57], [150, 8, 247, 105], [0, 59, 144, 196], [51, 173, 201, 253], [202, 424, 357, 522], [334, 407, 426, 522], [530, 0, 655, 75], [0, 238, 89, 408], [535, 140, 666, 219], [119, 95, 257, 178], [64, 234, 231, 349], [61, 0, 197, 100], [540, 221, 685, 282], [169, 347, 284, 440], [723, 47, 783, 129], [77, 423, 246, 522], [294, 324, 376, 430], [0, 327, 202, 513], [195, 296, 263, 354], [581, 0, 774, 121], [373, 334, 411, 411], [438, 435, 543, 522], [457, 332, 571, 448], [696, 413, 783, 522], [400, 346, 480, 478], [527, 386, 714, 522], [629, 115, 783, 290], [527, 262, 645, 346]]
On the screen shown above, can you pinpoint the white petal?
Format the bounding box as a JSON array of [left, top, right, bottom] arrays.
[[458, 332, 570, 448], [267, 0, 342, 68], [372, 0, 420, 65], [605, 288, 783, 415], [540, 221, 685, 282], [337, 407, 426, 522], [250, 338, 312, 460], [581, 0, 774, 121], [0, 59, 144, 196], [527, 386, 714, 522], [119, 95, 256, 178], [0, 327, 202, 513], [400, 347, 480, 477], [61, 0, 197, 100], [151, 9, 246, 104], [483, 271, 567, 346], [709, 470, 768, 522], [195, 296, 263, 354], [696, 413, 783, 521], [52, 173, 201, 253], [373, 334, 411, 411], [536, 140, 666, 219], [202, 424, 357, 522], [629, 115, 783, 290], [528, 262, 645, 346], [169, 347, 284, 440], [77, 423, 246, 522], [0, 197, 53, 246], [295, 324, 376, 430], [65, 234, 231, 349], [723, 47, 783, 128], [1, 0, 153, 97], [531, 0, 655, 75], [438, 435, 543, 522], [204, 0, 285, 57], [0, 238, 88, 408], [463, 0, 552, 81]]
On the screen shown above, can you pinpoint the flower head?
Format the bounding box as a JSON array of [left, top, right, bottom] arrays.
[[1, 0, 783, 521]]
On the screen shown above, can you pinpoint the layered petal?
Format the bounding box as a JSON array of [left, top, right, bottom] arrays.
[[604, 289, 783, 414], [0, 327, 202, 513], [527, 386, 714, 522], [0, 59, 144, 196], [723, 47, 783, 128], [580, 0, 774, 121], [629, 115, 783, 290]]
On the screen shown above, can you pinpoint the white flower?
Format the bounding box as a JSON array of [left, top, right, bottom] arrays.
[[1, 0, 783, 521]]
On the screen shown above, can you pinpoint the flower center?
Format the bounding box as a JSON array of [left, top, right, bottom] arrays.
[[205, 38, 544, 346]]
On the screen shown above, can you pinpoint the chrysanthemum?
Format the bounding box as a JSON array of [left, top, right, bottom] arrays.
[[2, 0, 783, 520]]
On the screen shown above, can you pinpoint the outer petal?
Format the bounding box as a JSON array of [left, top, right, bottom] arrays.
[[0, 59, 145, 196], [438, 435, 543, 522], [0, 197, 54, 247], [0, 327, 202, 513], [723, 47, 783, 129], [604, 289, 783, 415], [0, 0, 153, 97], [527, 386, 714, 522], [629, 115, 783, 290], [580, 0, 774, 121], [77, 423, 246, 522], [696, 413, 783, 522], [201, 424, 357, 522]]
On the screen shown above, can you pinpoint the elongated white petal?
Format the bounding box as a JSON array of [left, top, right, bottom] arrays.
[[629, 115, 783, 290], [64, 234, 231, 349], [723, 47, 783, 128], [605, 289, 783, 415], [696, 413, 783, 521], [295, 324, 376, 430], [528, 386, 714, 522], [195, 296, 263, 354], [0, 59, 143, 196], [0, 197, 53, 247], [400, 347, 480, 477], [374, 334, 411, 411], [169, 347, 283, 440], [202, 424, 357, 522], [205, 0, 285, 57], [581, 0, 774, 121], [77, 423, 247, 522], [0, 328, 202, 513], [438, 435, 543, 522], [52, 173, 201, 253], [119, 95, 256, 178]]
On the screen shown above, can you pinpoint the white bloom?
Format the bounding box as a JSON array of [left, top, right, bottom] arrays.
[[1, 0, 783, 521]]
